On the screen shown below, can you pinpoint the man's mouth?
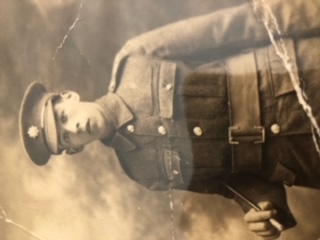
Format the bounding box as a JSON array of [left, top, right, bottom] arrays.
[[86, 119, 92, 135]]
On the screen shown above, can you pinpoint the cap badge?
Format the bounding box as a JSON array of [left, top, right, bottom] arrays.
[[28, 126, 40, 138]]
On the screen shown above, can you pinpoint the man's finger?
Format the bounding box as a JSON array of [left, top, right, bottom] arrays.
[[257, 229, 280, 238], [261, 233, 281, 240], [248, 222, 280, 239], [244, 209, 277, 222], [257, 201, 274, 211], [248, 221, 273, 232]]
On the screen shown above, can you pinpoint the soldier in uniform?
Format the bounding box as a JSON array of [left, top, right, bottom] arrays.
[[19, 1, 320, 239]]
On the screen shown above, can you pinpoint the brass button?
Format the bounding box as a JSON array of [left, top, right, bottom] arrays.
[[158, 126, 167, 135], [165, 84, 173, 90], [127, 125, 135, 133], [270, 124, 281, 134], [173, 170, 179, 175], [193, 126, 203, 136]]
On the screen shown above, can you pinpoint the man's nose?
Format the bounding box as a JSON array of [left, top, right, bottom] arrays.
[[63, 122, 81, 134]]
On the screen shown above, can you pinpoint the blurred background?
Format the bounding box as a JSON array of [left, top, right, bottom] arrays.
[[0, 0, 320, 239]]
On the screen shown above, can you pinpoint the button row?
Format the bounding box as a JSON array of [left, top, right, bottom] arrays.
[[126, 124, 203, 136], [127, 124, 281, 135]]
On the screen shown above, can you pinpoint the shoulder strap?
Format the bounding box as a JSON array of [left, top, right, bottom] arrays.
[[227, 52, 264, 172]]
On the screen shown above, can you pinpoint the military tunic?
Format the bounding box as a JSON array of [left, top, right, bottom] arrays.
[[96, 0, 320, 229]]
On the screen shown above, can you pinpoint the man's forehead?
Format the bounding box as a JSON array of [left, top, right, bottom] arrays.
[[51, 97, 65, 148]]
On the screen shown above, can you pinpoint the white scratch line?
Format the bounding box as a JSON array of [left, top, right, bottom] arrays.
[[168, 156, 176, 240], [251, 0, 320, 154], [0, 207, 45, 240], [311, 126, 320, 154], [52, 1, 84, 61]]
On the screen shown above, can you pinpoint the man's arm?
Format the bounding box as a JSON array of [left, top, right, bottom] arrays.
[[117, 0, 320, 59], [109, 0, 320, 89]]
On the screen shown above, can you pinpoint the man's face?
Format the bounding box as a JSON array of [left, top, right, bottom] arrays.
[[53, 93, 108, 150]]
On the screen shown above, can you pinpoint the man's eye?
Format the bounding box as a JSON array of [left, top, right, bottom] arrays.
[[61, 111, 67, 123], [63, 132, 69, 143]]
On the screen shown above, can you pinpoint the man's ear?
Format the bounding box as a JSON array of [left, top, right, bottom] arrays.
[[59, 91, 80, 101], [65, 146, 84, 155]]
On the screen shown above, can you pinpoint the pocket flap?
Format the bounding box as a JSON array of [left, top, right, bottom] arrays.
[[268, 39, 297, 96], [158, 61, 176, 118], [161, 149, 184, 185]]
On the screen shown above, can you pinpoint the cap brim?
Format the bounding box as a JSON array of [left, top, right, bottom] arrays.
[[19, 82, 57, 165]]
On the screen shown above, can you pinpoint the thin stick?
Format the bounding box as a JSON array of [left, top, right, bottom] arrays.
[[222, 182, 284, 231]]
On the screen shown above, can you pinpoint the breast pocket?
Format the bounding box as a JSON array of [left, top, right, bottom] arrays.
[[116, 57, 154, 116], [157, 61, 176, 118], [117, 56, 177, 118], [264, 39, 309, 134]]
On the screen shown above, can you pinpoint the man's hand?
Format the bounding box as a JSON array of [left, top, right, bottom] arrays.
[[244, 201, 283, 240]]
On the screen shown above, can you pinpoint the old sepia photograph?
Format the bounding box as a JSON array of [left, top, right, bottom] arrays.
[[1, 0, 320, 239]]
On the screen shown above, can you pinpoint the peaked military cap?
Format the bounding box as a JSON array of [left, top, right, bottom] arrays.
[[19, 82, 61, 165]]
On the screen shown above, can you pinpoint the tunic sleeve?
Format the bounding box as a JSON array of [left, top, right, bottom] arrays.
[[117, 0, 320, 60], [109, 0, 320, 90]]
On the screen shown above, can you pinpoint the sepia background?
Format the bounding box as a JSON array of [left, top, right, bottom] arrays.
[[0, 0, 320, 239]]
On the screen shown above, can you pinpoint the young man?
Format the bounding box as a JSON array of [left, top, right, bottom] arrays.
[[19, 1, 320, 239]]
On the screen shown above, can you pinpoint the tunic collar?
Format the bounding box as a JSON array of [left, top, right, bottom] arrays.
[[96, 93, 136, 152], [96, 92, 134, 128]]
